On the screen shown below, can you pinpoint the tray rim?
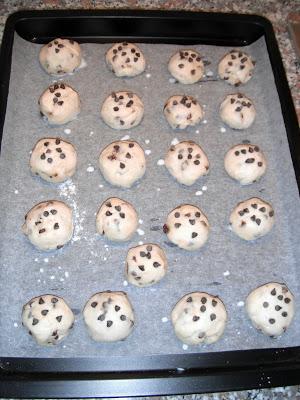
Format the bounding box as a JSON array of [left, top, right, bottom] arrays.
[[0, 9, 300, 398]]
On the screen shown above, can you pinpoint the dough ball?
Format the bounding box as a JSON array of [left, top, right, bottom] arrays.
[[39, 82, 80, 125], [106, 42, 146, 77], [218, 50, 255, 86], [164, 204, 210, 251], [99, 140, 146, 188], [22, 294, 74, 346], [39, 38, 82, 75], [83, 291, 135, 342], [22, 200, 73, 251], [126, 243, 167, 287], [30, 137, 77, 183], [220, 93, 256, 129], [224, 144, 267, 185], [229, 197, 275, 241], [246, 282, 294, 337], [171, 292, 227, 345], [165, 141, 209, 186], [100, 91, 144, 130], [163, 95, 204, 129], [96, 197, 138, 242], [168, 49, 204, 84]]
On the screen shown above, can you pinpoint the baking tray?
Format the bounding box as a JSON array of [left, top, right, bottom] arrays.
[[0, 9, 300, 398]]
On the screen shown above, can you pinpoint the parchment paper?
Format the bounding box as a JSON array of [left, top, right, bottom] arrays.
[[0, 34, 299, 359]]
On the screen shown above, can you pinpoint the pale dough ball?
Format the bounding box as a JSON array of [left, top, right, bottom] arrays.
[[39, 82, 80, 125], [83, 291, 135, 342], [246, 282, 294, 337], [165, 141, 209, 186], [106, 42, 146, 77], [126, 243, 168, 287], [229, 197, 275, 241], [96, 197, 138, 242], [218, 50, 255, 86], [30, 137, 77, 183], [224, 143, 267, 185], [22, 200, 73, 251], [163, 95, 204, 129], [100, 91, 144, 130], [22, 294, 74, 345], [39, 38, 82, 75], [168, 49, 204, 84], [171, 292, 227, 345], [99, 140, 146, 188], [164, 204, 210, 251], [220, 93, 256, 129]]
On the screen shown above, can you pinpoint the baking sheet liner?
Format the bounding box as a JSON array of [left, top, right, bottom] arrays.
[[0, 34, 299, 358]]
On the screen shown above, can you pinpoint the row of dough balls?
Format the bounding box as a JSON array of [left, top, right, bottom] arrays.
[[39, 83, 256, 131], [39, 38, 255, 87], [22, 196, 275, 252], [22, 282, 294, 347], [30, 138, 266, 187]]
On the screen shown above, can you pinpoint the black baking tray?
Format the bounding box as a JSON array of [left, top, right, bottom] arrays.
[[0, 9, 300, 398]]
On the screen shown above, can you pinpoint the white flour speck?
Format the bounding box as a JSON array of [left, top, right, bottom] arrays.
[[50, 275, 55, 280], [171, 137, 179, 146], [237, 301, 244, 307], [145, 139, 150, 144], [203, 104, 207, 108], [146, 73, 151, 78], [169, 78, 176, 83], [237, 331, 241, 335], [223, 270, 230, 276], [39, 268, 44, 273], [34, 258, 38, 262], [139, 219, 143, 224], [87, 166, 95, 172], [103, 257, 107, 261], [157, 187, 161, 191], [60, 278, 64, 282], [123, 280, 128, 286], [182, 344, 188, 350], [59, 180, 76, 197], [206, 70, 213, 76], [13, 322, 18, 328], [220, 127, 226, 133], [137, 228, 145, 236], [78, 58, 87, 69], [121, 134, 130, 140], [138, 241, 144, 245], [195, 191, 203, 196], [64, 128, 71, 134], [29, 150, 32, 154], [195, 130, 200, 134], [14, 189, 19, 194], [44, 258, 49, 263], [58, 266, 61, 270], [202, 119, 207, 124], [145, 149, 151, 155], [89, 131, 94, 136], [38, 279, 41, 283], [99, 184, 104, 188], [161, 317, 168, 323], [202, 185, 207, 191], [157, 159, 165, 166], [65, 271, 69, 278]]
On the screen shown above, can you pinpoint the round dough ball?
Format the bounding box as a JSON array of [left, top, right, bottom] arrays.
[[83, 291, 135, 342], [171, 292, 227, 345], [100, 91, 144, 130], [229, 197, 275, 241], [39, 82, 80, 125], [246, 282, 294, 337], [22, 294, 74, 346], [224, 143, 267, 185], [96, 197, 138, 242], [99, 140, 146, 188], [30, 137, 77, 183], [39, 38, 82, 75], [168, 49, 204, 84], [218, 50, 255, 86], [22, 200, 73, 251], [220, 93, 256, 129], [106, 42, 146, 77], [165, 141, 209, 186], [126, 243, 168, 287], [163, 95, 204, 129], [163, 204, 210, 251]]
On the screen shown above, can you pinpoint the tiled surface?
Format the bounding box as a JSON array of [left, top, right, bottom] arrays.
[[0, 1, 299, 399]]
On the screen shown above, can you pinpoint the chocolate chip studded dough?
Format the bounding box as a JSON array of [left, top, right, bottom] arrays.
[[106, 42, 146, 77], [39, 38, 82, 75], [168, 49, 205, 84], [219, 93, 256, 129], [218, 50, 255, 86], [171, 292, 227, 345], [22, 200, 73, 251], [163, 95, 204, 129], [83, 291, 135, 342], [30, 137, 77, 183], [22, 294, 74, 346], [246, 282, 295, 337]]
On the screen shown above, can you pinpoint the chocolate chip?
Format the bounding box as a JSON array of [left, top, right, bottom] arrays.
[[200, 305, 206, 312], [210, 313, 216, 321], [212, 299, 217, 307], [41, 309, 48, 316], [278, 295, 283, 300], [241, 149, 246, 154], [275, 305, 282, 311], [57, 101, 64, 106], [178, 63, 184, 68], [251, 204, 257, 209], [56, 315, 62, 322], [113, 106, 119, 111], [120, 315, 126, 321], [120, 162, 125, 169], [60, 153, 66, 159], [258, 162, 263, 167], [91, 302, 98, 308], [54, 223, 59, 230], [115, 305, 120, 312], [269, 210, 274, 217], [98, 314, 105, 321], [106, 211, 112, 216], [39, 228, 46, 234], [271, 288, 276, 296], [195, 212, 201, 218], [263, 302, 269, 308], [174, 223, 181, 228], [120, 213, 125, 218], [193, 316, 200, 321], [256, 218, 261, 225], [194, 160, 200, 165], [191, 232, 198, 238], [259, 207, 266, 212], [178, 154, 183, 160], [269, 318, 275, 324], [201, 297, 207, 304], [245, 158, 255, 163], [254, 146, 260, 152], [284, 298, 291, 304], [282, 312, 288, 317], [235, 107, 242, 112], [189, 219, 195, 225], [153, 262, 160, 268], [51, 209, 57, 215], [191, 69, 196, 75], [32, 318, 39, 325], [174, 212, 180, 218]]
